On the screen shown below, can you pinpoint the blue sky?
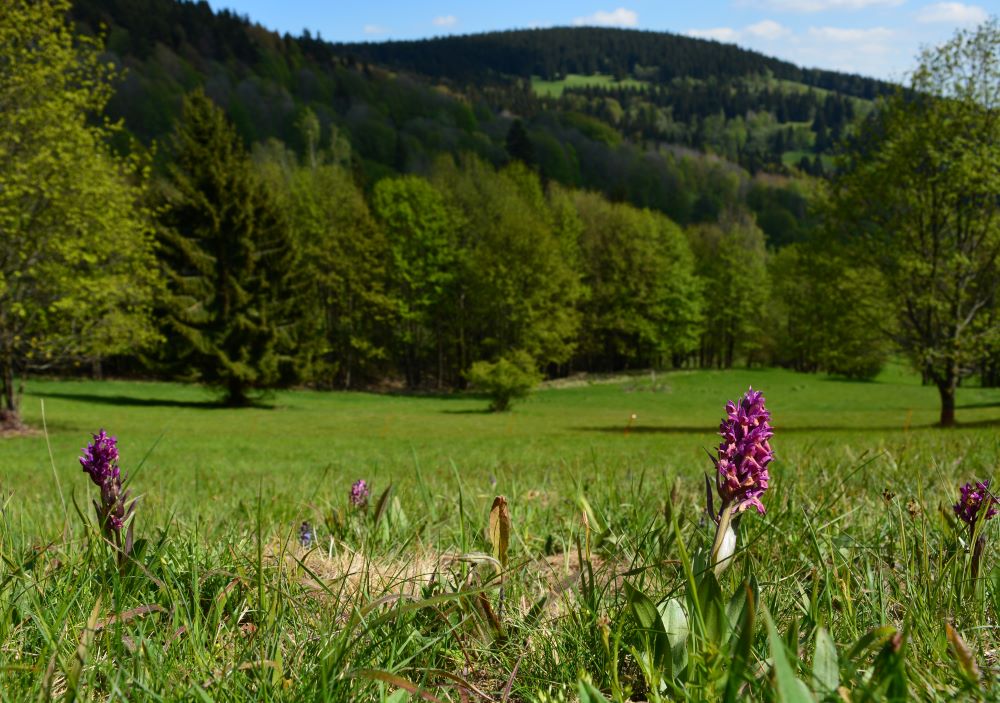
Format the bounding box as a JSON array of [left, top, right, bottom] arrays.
[[209, 0, 997, 80]]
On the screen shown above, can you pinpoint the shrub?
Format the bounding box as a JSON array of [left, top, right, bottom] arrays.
[[464, 350, 542, 412]]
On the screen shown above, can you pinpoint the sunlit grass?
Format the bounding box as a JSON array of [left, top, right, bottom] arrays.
[[1, 366, 999, 699], [531, 74, 649, 98]]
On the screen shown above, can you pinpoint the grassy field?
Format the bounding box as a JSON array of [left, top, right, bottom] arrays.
[[531, 74, 648, 98], [2, 366, 999, 700]]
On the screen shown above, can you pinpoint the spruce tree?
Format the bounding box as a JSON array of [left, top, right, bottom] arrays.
[[155, 90, 307, 405]]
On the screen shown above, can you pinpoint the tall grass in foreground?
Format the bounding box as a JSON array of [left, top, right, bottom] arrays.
[[1, 385, 999, 700]]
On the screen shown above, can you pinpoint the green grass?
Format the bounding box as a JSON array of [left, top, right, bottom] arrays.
[[782, 149, 836, 170], [531, 74, 648, 98], [2, 366, 999, 700]]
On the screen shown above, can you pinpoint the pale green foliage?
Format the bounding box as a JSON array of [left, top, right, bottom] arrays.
[[372, 174, 460, 387], [687, 212, 768, 368], [832, 19, 1000, 424], [573, 191, 702, 369], [464, 350, 543, 411], [0, 0, 158, 422], [436, 157, 585, 368]]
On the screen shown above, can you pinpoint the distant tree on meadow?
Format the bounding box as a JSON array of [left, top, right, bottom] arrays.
[[371, 175, 460, 388], [831, 19, 1000, 426], [0, 0, 159, 429], [154, 90, 308, 405], [434, 157, 585, 376], [768, 244, 890, 379]]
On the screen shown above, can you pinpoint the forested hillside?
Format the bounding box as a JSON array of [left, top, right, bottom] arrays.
[[4, 0, 996, 430], [71, 0, 867, 240]]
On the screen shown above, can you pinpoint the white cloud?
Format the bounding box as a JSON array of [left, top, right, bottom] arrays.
[[742, 0, 904, 11], [363, 24, 388, 35], [572, 7, 639, 27], [433, 15, 458, 27], [745, 19, 792, 39], [687, 19, 790, 43], [687, 19, 904, 76], [916, 2, 988, 24], [687, 26, 741, 42], [807, 25, 894, 41]]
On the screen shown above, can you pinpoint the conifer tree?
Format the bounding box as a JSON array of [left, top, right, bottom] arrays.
[[155, 89, 307, 405]]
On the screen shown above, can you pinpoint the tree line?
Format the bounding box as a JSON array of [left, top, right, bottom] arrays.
[[1, 1, 997, 429]]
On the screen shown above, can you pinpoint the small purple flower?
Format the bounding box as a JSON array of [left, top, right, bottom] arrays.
[[350, 479, 370, 508], [715, 387, 773, 514], [78, 430, 135, 561], [79, 429, 120, 486], [954, 481, 998, 528], [299, 521, 313, 548]]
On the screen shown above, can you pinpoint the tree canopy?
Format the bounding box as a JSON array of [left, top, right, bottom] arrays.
[[0, 0, 159, 428], [831, 19, 1000, 425], [155, 90, 308, 405]]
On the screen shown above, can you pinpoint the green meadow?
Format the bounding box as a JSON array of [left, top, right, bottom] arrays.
[[2, 366, 1000, 700], [531, 74, 649, 98], [7, 365, 1000, 526]]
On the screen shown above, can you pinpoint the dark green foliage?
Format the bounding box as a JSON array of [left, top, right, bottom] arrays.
[[37, 0, 1000, 400], [261, 153, 393, 388], [769, 244, 890, 379], [154, 90, 307, 404], [337, 27, 893, 98], [464, 350, 542, 411], [69, 0, 847, 243], [371, 174, 460, 388], [505, 119, 535, 166], [434, 158, 584, 374]]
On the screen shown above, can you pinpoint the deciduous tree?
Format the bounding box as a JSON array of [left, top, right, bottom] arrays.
[[0, 0, 158, 429], [832, 19, 1000, 426]]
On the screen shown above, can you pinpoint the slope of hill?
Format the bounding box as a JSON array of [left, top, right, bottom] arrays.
[[334, 27, 894, 99], [69, 0, 887, 242]]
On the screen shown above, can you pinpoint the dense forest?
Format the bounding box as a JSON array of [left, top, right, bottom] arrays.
[[2, 0, 998, 429], [70, 0, 851, 237]]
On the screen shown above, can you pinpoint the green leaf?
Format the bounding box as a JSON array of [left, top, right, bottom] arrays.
[[626, 581, 660, 632], [578, 678, 612, 703], [626, 581, 671, 674], [764, 609, 815, 703], [723, 581, 756, 703], [659, 598, 690, 676], [696, 570, 726, 646], [813, 627, 840, 693]]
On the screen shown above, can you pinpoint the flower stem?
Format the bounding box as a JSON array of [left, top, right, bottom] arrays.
[[971, 532, 985, 581], [710, 503, 736, 577]]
